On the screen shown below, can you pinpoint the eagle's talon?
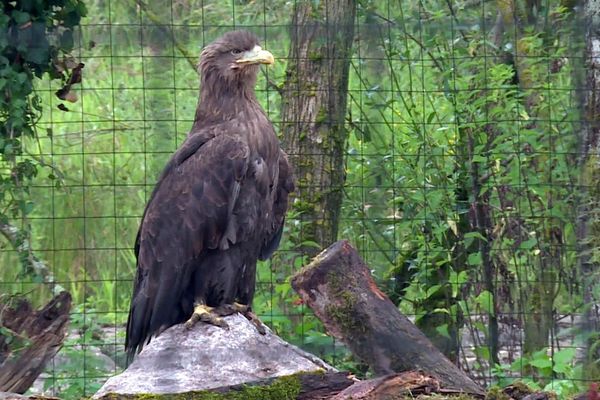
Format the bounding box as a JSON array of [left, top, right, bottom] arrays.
[[243, 310, 266, 335], [200, 312, 229, 329], [216, 318, 230, 329], [254, 321, 267, 335], [185, 303, 229, 330], [184, 315, 200, 330]]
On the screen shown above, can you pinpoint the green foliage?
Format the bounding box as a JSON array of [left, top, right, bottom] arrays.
[[39, 305, 116, 400], [0, 0, 86, 281], [492, 347, 583, 398]]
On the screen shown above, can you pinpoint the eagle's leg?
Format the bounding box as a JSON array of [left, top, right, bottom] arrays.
[[184, 303, 229, 330]]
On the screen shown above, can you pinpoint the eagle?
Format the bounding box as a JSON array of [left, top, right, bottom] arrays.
[[125, 31, 294, 359]]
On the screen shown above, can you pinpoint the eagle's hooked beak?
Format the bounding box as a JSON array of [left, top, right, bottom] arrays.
[[236, 45, 275, 66]]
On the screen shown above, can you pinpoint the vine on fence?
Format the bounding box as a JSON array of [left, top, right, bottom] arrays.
[[0, 0, 86, 279]]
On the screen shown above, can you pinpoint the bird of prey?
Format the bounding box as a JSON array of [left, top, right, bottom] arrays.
[[125, 31, 294, 359]]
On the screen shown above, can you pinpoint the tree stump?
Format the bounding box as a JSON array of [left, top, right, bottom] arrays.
[[0, 292, 71, 393], [291, 240, 484, 396]]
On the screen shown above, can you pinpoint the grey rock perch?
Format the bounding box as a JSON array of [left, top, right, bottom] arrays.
[[93, 314, 333, 398]]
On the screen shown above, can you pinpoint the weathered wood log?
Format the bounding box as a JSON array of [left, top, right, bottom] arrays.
[[332, 371, 483, 400], [212, 371, 354, 400], [291, 240, 484, 395], [0, 292, 71, 393]]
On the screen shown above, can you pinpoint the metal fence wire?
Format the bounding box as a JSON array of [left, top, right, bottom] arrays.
[[0, 0, 597, 398]]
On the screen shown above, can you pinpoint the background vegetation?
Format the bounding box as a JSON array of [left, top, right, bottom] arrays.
[[0, 0, 597, 398]]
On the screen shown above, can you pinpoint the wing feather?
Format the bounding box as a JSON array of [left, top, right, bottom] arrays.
[[125, 131, 249, 358], [259, 150, 295, 260]]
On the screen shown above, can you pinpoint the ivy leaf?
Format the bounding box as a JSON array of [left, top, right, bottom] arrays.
[[12, 10, 30, 25], [19, 201, 34, 215], [24, 46, 49, 64]]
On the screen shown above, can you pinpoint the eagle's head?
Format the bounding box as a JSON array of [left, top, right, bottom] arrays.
[[199, 31, 274, 90]]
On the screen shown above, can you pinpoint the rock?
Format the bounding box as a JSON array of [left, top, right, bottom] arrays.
[[0, 393, 58, 400], [93, 314, 333, 398], [0, 393, 29, 400]]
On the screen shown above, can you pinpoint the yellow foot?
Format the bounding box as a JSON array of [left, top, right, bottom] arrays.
[[184, 304, 229, 330], [215, 302, 266, 335]]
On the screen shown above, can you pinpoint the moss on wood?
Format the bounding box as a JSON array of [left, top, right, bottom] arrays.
[[99, 374, 301, 400], [323, 271, 368, 339]]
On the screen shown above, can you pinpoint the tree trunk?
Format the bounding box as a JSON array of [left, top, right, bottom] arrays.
[[0, 292, 71, 394], [579, 0, 600, 380], [291, 240, 484, 395], [280, 0, 355, 256]]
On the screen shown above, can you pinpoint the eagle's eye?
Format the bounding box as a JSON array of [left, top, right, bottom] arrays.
[[230, 49, 242, 56]]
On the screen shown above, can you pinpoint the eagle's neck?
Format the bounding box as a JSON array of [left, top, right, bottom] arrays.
[[192, 73, 259, 129]]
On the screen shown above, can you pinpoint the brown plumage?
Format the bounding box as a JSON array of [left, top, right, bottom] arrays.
[[125, 31, 294, 358]]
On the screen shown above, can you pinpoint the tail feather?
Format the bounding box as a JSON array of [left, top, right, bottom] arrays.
[[125, 290, 153, 362]]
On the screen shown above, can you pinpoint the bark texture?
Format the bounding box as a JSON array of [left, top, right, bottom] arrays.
[[281, 0, 355, 255], [331, 371, 479, 400], [291, 240, 484, 395], [0, 292, 71, 394]]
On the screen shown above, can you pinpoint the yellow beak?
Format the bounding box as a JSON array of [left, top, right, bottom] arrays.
[[236, 45, 275, 66]]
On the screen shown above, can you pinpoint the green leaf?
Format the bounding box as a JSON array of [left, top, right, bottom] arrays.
[[18, 201, 34, 215], [24, 47, 49, 64], [16, 72, 28, 85], [467, 252, 482, 266], [11, 10, 30, 25], [552, 362, 570, 374], [529, 357, 552, 369], [553, 348, 575, 368], [76, 1, 88, 17], [426, 284, 441, 298], [510, 356, 528, 371], [520, 238, 537, 250], [475, 290, 494, 315], [435, 324, 451, 339], [472, 154, 487, 163], [300, 240, 321, 249], [449, 270, 467, 297]]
